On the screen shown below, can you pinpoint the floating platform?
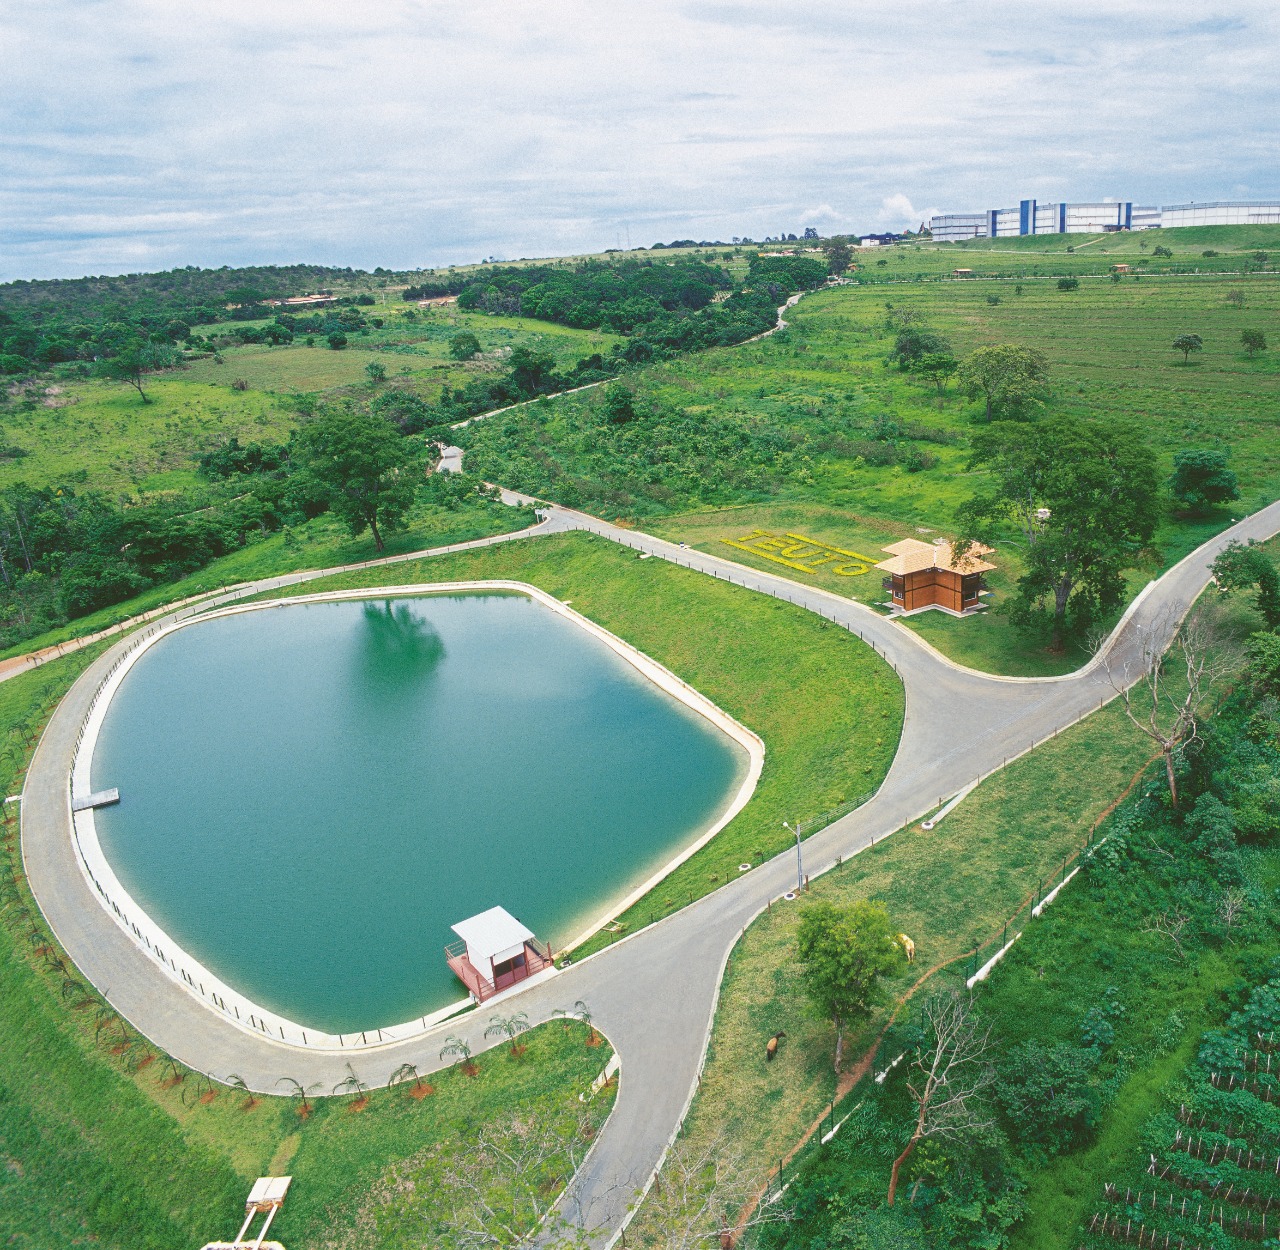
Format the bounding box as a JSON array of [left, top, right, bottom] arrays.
[[72, 788, 120, 812]]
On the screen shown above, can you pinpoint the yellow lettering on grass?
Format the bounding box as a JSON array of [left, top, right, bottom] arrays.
[[721, 530, 873, 577]]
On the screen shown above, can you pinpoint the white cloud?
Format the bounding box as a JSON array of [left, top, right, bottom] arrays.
[[877, 194, 938, 231], [0, 0, 1277, 278]]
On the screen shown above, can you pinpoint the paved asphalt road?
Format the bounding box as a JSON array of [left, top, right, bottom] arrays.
[[21, 496, 1280, 1248]]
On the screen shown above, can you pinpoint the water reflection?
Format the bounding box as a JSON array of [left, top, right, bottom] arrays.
[[357, 600, 445, 692]]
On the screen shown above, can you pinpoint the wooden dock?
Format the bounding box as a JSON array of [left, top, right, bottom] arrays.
[[72, 788, 120, 812]]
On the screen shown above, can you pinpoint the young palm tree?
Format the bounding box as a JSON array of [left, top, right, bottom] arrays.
[[485, 1011, 531, 1057], [333, 1063, 369, 1111], [439, 1034, 479, 1076], [276, 1075, 323, 1118], [390, 1061, 433, 1099], [571, 1000, 601, 1046], [160, 1056, 186, 1088], [182, 1072, 218, 1106], [227, 1073, 259, 1110]]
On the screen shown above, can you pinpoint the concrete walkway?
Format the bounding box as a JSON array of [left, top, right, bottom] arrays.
[[20, 494, 1280, 1246]]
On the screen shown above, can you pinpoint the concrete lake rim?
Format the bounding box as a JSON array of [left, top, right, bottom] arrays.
[[68, 580, 766, 1052]]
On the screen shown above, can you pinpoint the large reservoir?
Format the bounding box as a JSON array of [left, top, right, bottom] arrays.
[[90, 591, 748, 1033]]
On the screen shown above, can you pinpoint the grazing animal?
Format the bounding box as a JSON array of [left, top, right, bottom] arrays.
[[898, 933, 916, 963], [766, 1030, 787, 1061]]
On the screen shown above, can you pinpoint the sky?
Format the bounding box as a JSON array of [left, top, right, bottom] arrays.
[[2, 0, 1278, 281]]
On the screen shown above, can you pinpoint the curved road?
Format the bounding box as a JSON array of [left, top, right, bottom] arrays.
[[21, 495, 1280, 1245]]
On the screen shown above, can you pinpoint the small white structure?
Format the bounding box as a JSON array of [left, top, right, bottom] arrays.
[[202, 1175, 291, 1250], [446, 906, 553, 1002]]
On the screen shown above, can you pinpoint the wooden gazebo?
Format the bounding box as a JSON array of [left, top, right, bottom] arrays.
[[876, 539, 995, 616]]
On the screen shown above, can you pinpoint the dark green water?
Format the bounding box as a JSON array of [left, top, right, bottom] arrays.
[[91, 593, 746, 1032]]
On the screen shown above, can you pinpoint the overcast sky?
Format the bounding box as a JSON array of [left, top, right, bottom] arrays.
[[2, 0, 1277, 280]]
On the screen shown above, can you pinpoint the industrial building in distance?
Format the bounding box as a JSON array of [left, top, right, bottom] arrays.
[[930, 198, 1280, 242]]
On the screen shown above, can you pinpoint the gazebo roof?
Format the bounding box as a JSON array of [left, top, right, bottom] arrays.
[[875, 538, 996, 576], [451, 907, 535, 967]]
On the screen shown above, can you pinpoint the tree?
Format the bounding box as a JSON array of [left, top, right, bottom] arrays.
[[1246, 632, 1280, 697], [99, 341, 180, 403], [365, 360, 387, 384], [1212, 540, 1280, 630], [226, 1073, 259, 1111], [1241, 329, 1268, 358], [275, 1075, 322, 1118], [956, 344, 1050, 421], [333, 1062, 369, 1110], [440, 1034, 479, 1076], [389, 1061, 434, 1098], [449, 331, 481, 361], [994, 1040, 1097, 1155], [912, 352, 958, 395], [886, 326, 950, 372], [887, 990, 994, 1205], [796, 899, 899, 1071], [620, 1129, 790, 1250], [823, 237, 853, 275], [1056, 276, 1079, 291], [600, 382, 637, 425], [1105, 607, 1233, 808], [508, 346, 557, 395], [1172, 333, 1203, 363], [959, 415, 1159, 650], [1169, 448, 1239, 514], [327, 331, 347, 350], [295, 405, 420, 551], [485, 1011, 531, 1056]]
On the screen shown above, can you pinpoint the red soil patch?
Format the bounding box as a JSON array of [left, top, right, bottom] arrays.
[[409, 1082, 435, 1100]]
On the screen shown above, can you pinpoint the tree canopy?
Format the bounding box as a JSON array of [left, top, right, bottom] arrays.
[[1212, 540, 1280, 631], [1169, 448, 1239, 514], [796, 899, 899, 1071], [1172, 333, 1203, 363], [956, 345, 1051, 422], [295, 406, 422, 551], [959, 415, 1159, 649]]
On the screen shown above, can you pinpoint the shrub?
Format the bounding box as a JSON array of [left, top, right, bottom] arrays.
[[1169, 448, 1239, 514], [449, 332, 481, 361]]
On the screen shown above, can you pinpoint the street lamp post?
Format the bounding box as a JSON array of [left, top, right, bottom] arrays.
[[783, 821, 803, 892]]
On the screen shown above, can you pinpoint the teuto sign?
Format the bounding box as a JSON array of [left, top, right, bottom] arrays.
[[721, 530, 874, 577]]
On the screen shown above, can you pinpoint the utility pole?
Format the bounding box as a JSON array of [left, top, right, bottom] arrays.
[[783, 821, 803, 892]]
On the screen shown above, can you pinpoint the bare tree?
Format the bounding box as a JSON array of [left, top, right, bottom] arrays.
[[1143, 908, 1190, 961], [887, 990, 995, 1206], [1105, 607, 1233, 809], [431, 1115, 592, 1248], [1217, 888, 1250, 943], [623, 1129, 790, 1250]]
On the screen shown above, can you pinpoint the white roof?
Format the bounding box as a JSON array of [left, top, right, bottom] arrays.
[[246, 1176, 291, 1207], [451, 907, 534, 967]]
